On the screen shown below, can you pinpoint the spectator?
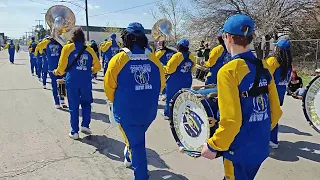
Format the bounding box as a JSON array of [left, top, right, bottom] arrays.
[[287, 69, 303, 95], [196, 40, 205, 64], [203, 43, 211, 61], [292, 68, 320, 99]]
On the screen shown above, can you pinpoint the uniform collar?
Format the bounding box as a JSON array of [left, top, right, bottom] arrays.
[[232, 50, 256, 60]]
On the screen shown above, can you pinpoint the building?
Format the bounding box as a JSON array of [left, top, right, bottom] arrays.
[[0, 33, 4, 46], [78, 25, 152, 44]]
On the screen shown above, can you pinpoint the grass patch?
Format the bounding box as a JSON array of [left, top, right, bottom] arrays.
[[298, 71, 313, 86]]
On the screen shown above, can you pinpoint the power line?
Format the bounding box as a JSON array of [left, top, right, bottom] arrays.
[[87, 0, 163, 18]]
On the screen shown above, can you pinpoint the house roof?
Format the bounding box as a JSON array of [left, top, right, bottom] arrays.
[[77, 25, 151, 34]]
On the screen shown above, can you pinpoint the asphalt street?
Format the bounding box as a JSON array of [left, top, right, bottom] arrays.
[[0, 50, 319, 180]]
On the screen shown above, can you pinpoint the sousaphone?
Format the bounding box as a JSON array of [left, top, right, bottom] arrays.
[[151, 18, 175, 50], [45, 5, 76, 46]]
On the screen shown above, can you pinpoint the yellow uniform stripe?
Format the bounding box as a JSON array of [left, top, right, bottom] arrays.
[[224, 158, 235, 180], [204, 45, 224, 68], [118, 124, 132, 160]]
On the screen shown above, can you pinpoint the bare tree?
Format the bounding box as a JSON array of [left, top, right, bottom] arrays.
[[188, 0, 318, 59], [152, 0, 187, 42]]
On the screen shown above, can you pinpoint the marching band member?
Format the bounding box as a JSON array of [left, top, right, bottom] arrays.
[[155, 40, 176, 98], [163, 38, 196, 119], [155, 40, 176, 66], [4, 40, 16, 64], [100, 38, 108, 58], [266, 39, 293, 149], [37, 36, 66, 108], [104, 22, 165, 180], [34, 39, 44, 81], [54, 28, 101, 139], [203, 29, 231, 85], [90, 40, 100, 80], [201, 14, 282, 180], [101, 33, 121, 74], [29, 37, 38, 76]]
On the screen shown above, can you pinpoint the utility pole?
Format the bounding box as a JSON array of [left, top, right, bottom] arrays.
[[25, 32, 28, 45], [85, 0, 89, 41], [35, 20, 43, 29]]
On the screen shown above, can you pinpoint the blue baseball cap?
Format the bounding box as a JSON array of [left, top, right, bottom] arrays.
[[126, 22, 145, 35], [31, 37, 35, 40], [177, 38, 189, 47], [110, 33, 116, 39], [223, 14, 255, 36], [274, 39, 291, 49]]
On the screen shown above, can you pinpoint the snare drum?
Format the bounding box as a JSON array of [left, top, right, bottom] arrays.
[[194, 65, 209, 82], [57, 78, 67, 97], [169, 89, 220, 157]]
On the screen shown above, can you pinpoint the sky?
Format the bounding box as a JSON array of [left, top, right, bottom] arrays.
[[0, 0, 192, 39]]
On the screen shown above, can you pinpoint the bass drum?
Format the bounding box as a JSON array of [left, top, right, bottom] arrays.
[[302, 76, 320, 134], [168, 89, 220, 157]]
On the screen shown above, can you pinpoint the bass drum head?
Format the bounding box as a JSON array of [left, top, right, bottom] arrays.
[[302, 76, 320, 133], [169, 90, 210, 153]]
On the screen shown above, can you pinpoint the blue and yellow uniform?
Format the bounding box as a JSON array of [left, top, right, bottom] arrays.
[[155, 47, 176, 66], [266, 39, 292, 147], [54, 41, 101, 135], [163, 39, 196, 118], [4, 40, 16, 64], [36, 36, 50, 87], [104, 22, 165, 180], [34, 39, 44, 79], [204, 44, 231, 85], [28, 38, 38, 75], [156, 46, 176, 95], [37, 38, 66, 106], [205, 14, 282, 180], [101, 33, 121, 74]]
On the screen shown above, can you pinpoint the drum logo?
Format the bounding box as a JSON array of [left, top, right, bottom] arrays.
[[131, 64, 152, 91], [76, 54, 88, 71], [182, 105, 204, 137], [172, 91, 209, 152]]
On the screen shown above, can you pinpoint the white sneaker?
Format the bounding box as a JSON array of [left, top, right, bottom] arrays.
[[69, 133, 79, 140], [55, 105, 61, 109], [269, 141, 279, 149], [123, 146, 132, 167], [80, 127, 92, 135], [43, 85, 46, 89]]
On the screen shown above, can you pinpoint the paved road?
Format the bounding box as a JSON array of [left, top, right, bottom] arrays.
[[0, 51, 319, 180]]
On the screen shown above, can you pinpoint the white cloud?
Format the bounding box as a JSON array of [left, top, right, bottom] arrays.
[[0, 4, 7, 7], [143, 13, 148, 15]]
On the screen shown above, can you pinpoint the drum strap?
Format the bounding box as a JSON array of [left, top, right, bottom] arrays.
[[240, 58, 270, 98], [65, 45, 87, 72]]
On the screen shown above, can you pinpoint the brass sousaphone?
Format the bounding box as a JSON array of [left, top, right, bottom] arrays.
[[45, 5, 76, 99], [151, 18, 176, 50]]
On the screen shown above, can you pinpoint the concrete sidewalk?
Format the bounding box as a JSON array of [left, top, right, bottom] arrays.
[[0, 51, 319, 180]]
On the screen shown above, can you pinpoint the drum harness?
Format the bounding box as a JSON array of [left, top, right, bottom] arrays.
[[65, 45, 87, 72], [239, 58, 271, 98]]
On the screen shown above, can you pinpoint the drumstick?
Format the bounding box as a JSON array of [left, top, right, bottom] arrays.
[[192, 83, 216, 91]]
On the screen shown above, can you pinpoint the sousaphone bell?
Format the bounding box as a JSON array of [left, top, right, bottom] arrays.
[[45, 5, 75, 98]]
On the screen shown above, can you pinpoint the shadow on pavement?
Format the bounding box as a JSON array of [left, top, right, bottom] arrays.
[[278, 125, 312, 136], [149, 170, 189, 180], [13, 63, 25, 65], [80, 135, 170, 169], [269, 141, 320, 163], [92, 88, 105, 93], [158, 104, 165, 110], [93, 98, 107, 105]]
